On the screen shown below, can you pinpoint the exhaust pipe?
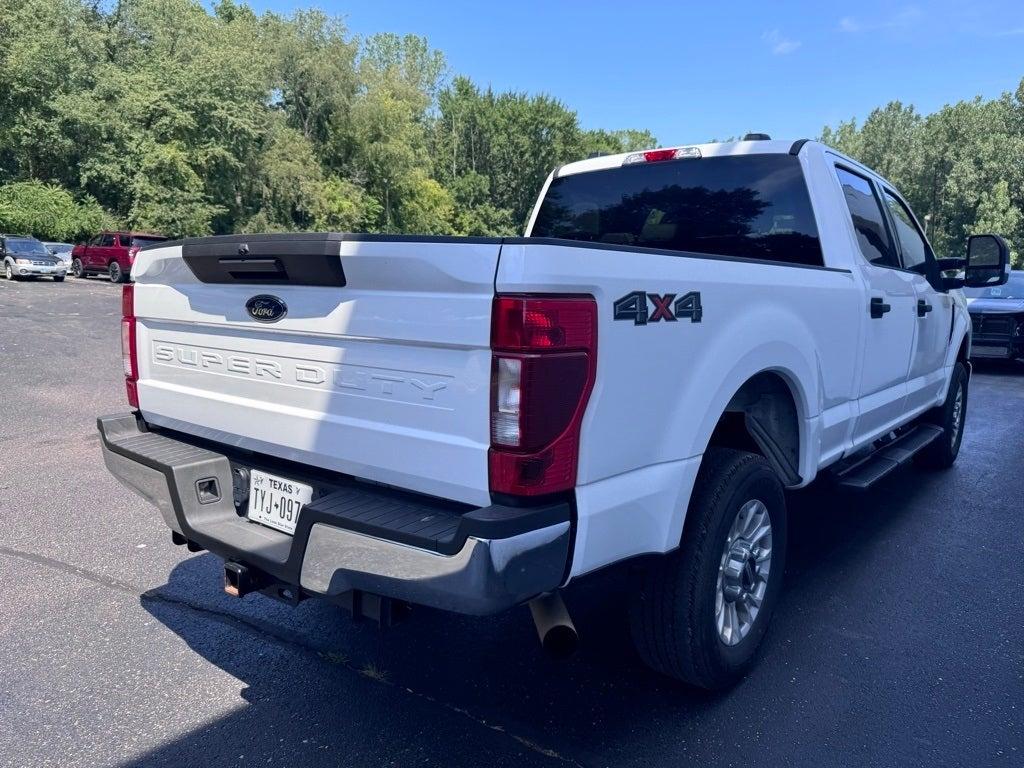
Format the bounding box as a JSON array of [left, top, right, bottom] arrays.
[[529, 592, 578, 660]]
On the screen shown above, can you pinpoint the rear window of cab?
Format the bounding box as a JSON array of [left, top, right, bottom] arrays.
[[530, 154, 823, 267], [127, 236, 167, 248]]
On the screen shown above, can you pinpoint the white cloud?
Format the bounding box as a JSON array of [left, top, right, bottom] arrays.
[[763, 29, 801, 55], [840, 6, 922, 33]]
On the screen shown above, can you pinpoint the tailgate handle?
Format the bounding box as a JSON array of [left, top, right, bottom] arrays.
[[218, 257, 285, 277]]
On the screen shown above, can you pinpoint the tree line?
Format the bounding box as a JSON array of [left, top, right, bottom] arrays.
[[0, 0, 654, 241], [0, 0, 1020, 268]]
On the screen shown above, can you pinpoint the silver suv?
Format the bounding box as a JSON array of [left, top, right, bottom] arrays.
[[1, 235, 66, 281]]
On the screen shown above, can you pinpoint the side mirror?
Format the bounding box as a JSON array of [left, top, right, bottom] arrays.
[[964, 234, 1010, 288]]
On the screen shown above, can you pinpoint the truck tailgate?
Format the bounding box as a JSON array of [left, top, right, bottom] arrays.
[[131, 234, 501, 507]]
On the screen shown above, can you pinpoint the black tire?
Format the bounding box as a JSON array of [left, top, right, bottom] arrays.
[[5, 262, 16, 281], [109, 261, 125, 283], [53, 275, 65, 282], [629, 448, 787, 689], [915, 361, 968, 470], [72, 258, 86, 278]]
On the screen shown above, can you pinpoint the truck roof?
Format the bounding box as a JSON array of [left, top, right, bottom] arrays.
[[551, 138, 897, 198], [555, 138, 804, 179]]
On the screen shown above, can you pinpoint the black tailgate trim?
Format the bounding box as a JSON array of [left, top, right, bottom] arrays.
[[181, 233, 347, 286]]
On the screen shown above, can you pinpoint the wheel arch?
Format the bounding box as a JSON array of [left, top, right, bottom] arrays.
[[701, 369, 807, 488]]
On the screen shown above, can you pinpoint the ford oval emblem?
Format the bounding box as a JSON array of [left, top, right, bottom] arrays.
[[246, 295, 287, 323]]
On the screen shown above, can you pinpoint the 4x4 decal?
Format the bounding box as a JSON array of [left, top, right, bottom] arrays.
[[613, 291, 703, 325]]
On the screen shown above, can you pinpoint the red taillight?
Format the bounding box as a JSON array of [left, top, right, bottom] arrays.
[[622, 146, 702, 165], [642, 148, 678, 163], [489, 295, 597, 496], [121, 283, 139, 408], [128, 246, 139, 262]]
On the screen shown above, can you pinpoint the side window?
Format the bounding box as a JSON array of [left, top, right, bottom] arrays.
[[99, 234, 115, 247], [117, 233, 132, 248], [89, 235, 102, 246], [882, 190, 929, 271], [835, 167, 898, 269]]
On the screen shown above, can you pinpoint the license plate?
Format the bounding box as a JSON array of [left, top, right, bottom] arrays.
[[246, 469, 313, 535]]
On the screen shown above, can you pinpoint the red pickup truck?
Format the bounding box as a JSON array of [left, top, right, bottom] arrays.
[[72, 231, 167, 283]]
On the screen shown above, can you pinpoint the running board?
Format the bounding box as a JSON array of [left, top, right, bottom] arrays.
[[833, 424, 944, 491]]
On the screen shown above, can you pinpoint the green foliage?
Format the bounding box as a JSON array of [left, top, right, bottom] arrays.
[[0, 0, 651, 239], [0, 181, 111, 241], [309, 177, 382, 232]]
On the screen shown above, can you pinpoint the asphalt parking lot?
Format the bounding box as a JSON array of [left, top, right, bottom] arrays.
[[1, 275, 1022, 768]]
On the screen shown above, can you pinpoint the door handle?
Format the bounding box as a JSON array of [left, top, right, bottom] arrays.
[[917, 299, 933, 318], [870, 297, 892, 319]]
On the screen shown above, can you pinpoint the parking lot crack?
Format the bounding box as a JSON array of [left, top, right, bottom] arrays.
[[0, 546, 144, 598]]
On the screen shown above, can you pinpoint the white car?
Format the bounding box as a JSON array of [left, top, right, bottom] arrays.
[[98, 137, 1009, 688], [44, 242, 75, 272]]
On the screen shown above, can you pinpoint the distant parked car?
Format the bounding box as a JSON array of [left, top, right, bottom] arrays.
[[1, 234, 66, 281], [71, 231, 167, 283], [966, 269, 1024, 361], [44, 242, 74, 272]]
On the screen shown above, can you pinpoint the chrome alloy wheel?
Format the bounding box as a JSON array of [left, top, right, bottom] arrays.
[[950, 382, 964, 447], [715, 499, 773, 646]]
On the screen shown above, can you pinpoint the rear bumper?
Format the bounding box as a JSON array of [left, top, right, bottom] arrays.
[[98, 413, 571, 615]]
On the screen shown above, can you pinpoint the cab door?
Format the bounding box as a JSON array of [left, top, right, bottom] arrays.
[[93, 233, 116, 268], [834, 165, 918, 444], [83, 234, 102, 268], [880, 187, 953, 412]]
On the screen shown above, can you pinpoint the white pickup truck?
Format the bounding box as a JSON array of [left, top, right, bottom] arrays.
[[99, 137, 1010, 688]]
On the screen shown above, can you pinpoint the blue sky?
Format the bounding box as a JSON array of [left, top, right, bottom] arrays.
[[242, 0, 1024, 146]]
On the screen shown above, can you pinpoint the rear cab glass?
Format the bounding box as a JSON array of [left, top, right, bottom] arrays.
[[529, 153, 824, 267], [130, 236, 166, 248]]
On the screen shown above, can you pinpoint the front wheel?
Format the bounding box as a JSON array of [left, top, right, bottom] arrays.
[[915, 361, 968, 470], [630, 448, 787, 689], [72, 258, 86, 278], [53, 275, 65, 282], [4, 262, 15, 280]]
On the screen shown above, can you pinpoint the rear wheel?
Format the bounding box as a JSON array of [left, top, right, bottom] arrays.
[[109, 262, 125, 283], [72, 258, 86, 278], [630, 448, 787, 689], [915, 361, 968, 469]]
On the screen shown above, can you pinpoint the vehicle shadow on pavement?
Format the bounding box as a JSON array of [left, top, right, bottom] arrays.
[[125, 471, 937, 767]]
